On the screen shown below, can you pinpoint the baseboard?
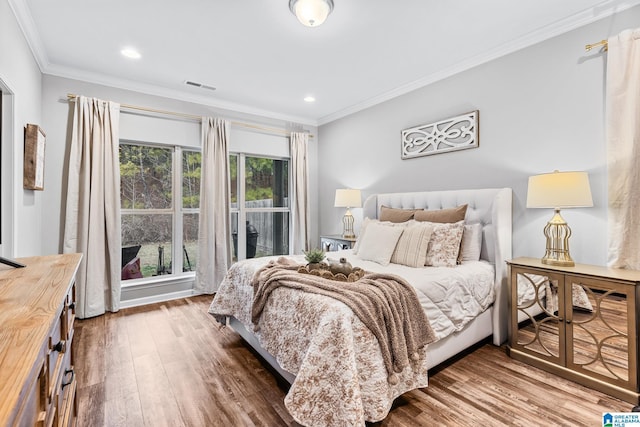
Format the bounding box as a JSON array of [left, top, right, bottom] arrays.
[[119, 288, 202, 309]]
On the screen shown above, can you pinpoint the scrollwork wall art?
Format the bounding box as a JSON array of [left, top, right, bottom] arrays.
[[401, 110, 478, 159]]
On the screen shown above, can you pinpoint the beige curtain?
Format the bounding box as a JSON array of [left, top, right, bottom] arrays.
[[195, 118, 231, 293], [607, 28, 640, 269], [290, 132, 310, 254], [63, 96, 121, 319]]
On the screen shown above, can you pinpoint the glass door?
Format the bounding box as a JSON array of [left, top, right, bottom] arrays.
[[565, 275, 636, 391], [511, 267, 566, 365]]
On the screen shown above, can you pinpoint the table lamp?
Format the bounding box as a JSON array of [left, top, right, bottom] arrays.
[[334, 189, 361, 238], [526, 170, 593, 266]]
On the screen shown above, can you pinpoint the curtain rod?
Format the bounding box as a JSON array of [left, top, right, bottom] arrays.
[[66, 93, 312, 138], [585, 39, 608, 52]]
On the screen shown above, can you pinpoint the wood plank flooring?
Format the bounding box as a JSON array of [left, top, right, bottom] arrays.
[[74, 295, 632, 426]]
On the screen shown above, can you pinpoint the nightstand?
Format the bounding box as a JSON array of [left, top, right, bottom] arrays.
[[507, 257, 640, 404], [320, 235, 357, 252]]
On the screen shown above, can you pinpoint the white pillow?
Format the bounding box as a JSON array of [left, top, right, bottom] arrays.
[[391, 222, 434, 268], [424, 220, 465, 267], [352, 217, 371, 255], [353, 218, 410, 255], [357, 221, 405, 266], [459, 223, 483, 262]]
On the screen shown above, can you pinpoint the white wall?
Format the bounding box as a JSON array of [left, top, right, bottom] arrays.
[[318, 6, 640, 267], [0, 0, 43, 257], [40, 75, 319, 257]]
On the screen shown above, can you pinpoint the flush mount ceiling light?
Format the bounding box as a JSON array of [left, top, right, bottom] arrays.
[[120, 48, 141, 59], [289, 0, 334, 27]]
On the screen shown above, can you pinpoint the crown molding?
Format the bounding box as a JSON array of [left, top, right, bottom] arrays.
[[7, 0, 49, 72], [9, 0, 318, 126], [44, 63, 318, 126], [317, 0, 640, 126], [10, 0, 640, 128]]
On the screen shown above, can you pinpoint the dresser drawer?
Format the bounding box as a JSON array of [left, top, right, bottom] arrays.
[[52, 349, 75, 427], [14, 360, 48, 427]]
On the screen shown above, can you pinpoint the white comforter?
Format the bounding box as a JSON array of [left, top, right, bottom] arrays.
[[332, 250, 495, 341], [209, 251, 495, 426]]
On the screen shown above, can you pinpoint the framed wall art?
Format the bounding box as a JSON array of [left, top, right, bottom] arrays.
[[23, 123, 46, 190], [401, 110, 479, 159]]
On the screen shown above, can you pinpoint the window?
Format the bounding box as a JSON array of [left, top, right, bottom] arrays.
[[120, 142, 200, 280], [230, 154, 289, 261]]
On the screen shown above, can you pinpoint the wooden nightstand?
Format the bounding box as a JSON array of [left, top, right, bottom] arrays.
[[320, 235, 357, 252], [507, 257, 640, 404]]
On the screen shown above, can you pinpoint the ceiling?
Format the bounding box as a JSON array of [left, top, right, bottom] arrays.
[[10, 0, 639, 125]]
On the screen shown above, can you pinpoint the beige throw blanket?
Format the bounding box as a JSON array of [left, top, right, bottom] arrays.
[[251, 257, 436, 384]]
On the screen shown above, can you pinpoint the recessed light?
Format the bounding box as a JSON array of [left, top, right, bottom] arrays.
[[304, 96, 316, 103], [121, 48, 141, 59]]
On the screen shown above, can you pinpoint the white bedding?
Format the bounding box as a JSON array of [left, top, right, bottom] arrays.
[[329, 249, 495, 340]]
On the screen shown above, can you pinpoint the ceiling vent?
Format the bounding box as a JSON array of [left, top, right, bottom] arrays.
[[184, 80, 216, 91]]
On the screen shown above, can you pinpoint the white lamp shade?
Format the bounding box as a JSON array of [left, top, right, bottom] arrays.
[[289, 0, 334, 27], [527, 171, 594, 209], [334, 189, 361, 208]]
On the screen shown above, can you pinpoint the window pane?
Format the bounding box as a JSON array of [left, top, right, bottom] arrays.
[[182, 151, 201, 209], [245, 157, 288, 208], [246, 212, 289, 257], [120, 145, 172, 209], [122, 213, 173, 278], [183, 213, 198, 272], [230, 154, 238, 208]]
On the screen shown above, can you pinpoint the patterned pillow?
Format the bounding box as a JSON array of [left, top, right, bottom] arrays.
[[425, 221, 465, 267], [390, 223, 434, 267], [357, 221, 405, 266]]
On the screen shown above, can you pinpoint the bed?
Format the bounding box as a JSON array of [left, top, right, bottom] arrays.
[[209, 187, 512, 426]]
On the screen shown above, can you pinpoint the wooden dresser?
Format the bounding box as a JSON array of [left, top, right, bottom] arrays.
[[0, 253, 82, 427]]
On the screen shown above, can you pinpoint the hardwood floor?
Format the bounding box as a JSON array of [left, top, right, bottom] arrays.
[[75, 295, 631, 426]]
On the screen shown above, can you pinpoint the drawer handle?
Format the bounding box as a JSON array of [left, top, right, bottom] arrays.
[[62, 368, 75, 389], [53, 340, 66, 353], [68, 301, 76, 310]]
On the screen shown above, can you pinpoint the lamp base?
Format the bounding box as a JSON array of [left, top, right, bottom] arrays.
[[541, 209, 575, 267], [342, 209, 355, 239], [541, 257, 575, 267]]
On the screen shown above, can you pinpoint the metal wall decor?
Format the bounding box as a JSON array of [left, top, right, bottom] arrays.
[[401, 110, 479, 159]]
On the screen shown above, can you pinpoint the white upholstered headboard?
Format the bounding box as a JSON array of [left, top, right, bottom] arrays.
[[362, 187, 513, 345]]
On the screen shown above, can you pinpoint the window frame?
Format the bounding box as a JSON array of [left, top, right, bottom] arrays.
[[231, 152, 291, 261], [120, 139, 200, 286]]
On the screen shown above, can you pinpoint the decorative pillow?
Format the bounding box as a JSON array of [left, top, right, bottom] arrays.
[[352, 217, 371, 254], [414, 204, 468, 223], [379, 206, 416, 223], [357, 221, 405, 266], [458, 223, 483, 263], [390, 222, 434, 268], [425, 221, 465, 267], [353, 218, 409, 254]]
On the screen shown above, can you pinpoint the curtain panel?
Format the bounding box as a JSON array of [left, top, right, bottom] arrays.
[[63, 96, 121, 319], [290, 132, 310, 254], [195, 117, 232, 293], [607, 28, 640, 269]]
